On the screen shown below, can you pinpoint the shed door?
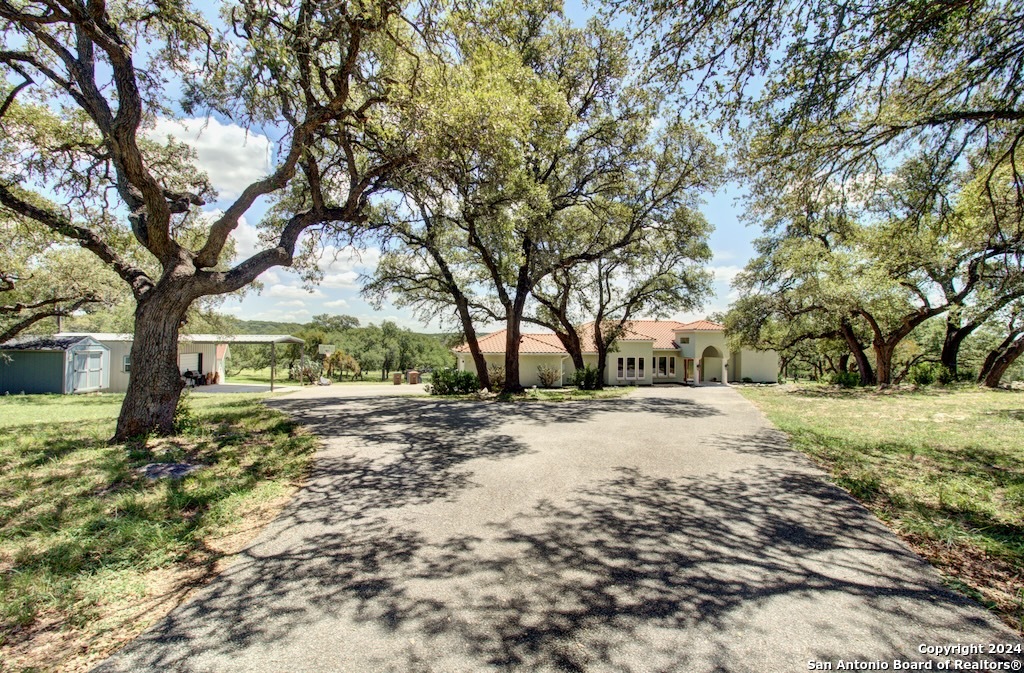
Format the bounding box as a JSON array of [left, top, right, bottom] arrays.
[[179, 353, 200, 374], [73, 352, 103, 392]]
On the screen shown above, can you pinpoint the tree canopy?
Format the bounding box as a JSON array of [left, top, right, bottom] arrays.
[[0, 0, 434, 436]]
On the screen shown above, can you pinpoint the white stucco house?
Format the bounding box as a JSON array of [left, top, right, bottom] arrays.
[[453, 320, 778, 387]]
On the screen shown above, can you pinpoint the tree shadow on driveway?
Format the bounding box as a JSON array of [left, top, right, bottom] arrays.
[[94, 397, 1018, 673]]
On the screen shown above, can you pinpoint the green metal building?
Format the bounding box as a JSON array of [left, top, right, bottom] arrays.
[[0, 335, 110, 395]]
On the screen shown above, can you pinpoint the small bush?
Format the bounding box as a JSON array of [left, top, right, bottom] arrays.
[[173, 390, 200, 434], [428, 368, 480, 395], [487, 365, 506, 390], [742, 377, 754, 383], [573, 366, 600, 390], [828, 371, 861, 388], [936, 365, 956, 385], [909, 363, 936, 386], [289, 361, 322, 384], [537, 365, 560, 388]]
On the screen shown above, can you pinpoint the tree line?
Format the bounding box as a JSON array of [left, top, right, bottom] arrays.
[[225, 314, 453, 381]]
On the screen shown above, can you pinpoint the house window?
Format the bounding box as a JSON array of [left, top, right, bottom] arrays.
[[669, 357, 675, 376], [680, 337, 690, 344], [123, 355, 131, 372], [616, 357, 645, 380]]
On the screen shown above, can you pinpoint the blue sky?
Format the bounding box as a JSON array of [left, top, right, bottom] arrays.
[[166, 0, 756, 332]]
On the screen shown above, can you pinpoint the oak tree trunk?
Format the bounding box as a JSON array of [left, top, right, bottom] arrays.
[[980, 333, 1024, 388], [555, 329, 586, 370], [503, 315, 524, 393], [114, 286, 191, 440], [453, 295, 490, 390], [502, 288, 530, 393], [873, 341, 895, 387], [840, 320, 875, 385], [940, 320, 975, 376]]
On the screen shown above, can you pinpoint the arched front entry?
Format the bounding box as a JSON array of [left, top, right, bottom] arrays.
[[699, 345, 724, 384]]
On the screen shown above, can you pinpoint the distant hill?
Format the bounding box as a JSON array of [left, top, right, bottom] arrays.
[[225, 318, 308, 335]]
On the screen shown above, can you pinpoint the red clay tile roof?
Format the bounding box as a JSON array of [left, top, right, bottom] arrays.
[[452, 330, 568, 354], [452, 320, 724, 355], [677, 319, 725, 331]]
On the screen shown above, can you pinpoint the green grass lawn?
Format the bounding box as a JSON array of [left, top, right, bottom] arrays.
[[737, 383, 1024, 631], [0, 392, 318, 672]]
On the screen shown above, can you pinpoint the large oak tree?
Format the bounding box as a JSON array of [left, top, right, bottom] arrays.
[[0, 0, 429, 438]]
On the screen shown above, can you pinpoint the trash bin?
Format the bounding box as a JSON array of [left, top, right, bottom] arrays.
[[408, 370, 420, 384], [392, 372, 402, 385]]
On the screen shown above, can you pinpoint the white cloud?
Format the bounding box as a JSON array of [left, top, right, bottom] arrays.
[[322, 270, 360, 288], [266, 284, 325, 299], [230, 217, 263, 261], [149, 117, 271, 199], [313, 245, 381, 288], [197, 210, 263, 264], [259, 269, 282, 285], [710, 265, 744, 286], [245, 308, 312, 322], [275, 300, 307, 308], [324, 298, 350, 309]]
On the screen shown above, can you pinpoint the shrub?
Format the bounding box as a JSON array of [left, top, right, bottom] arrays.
[[827, 371, 860, 388], [909, 363, 936, 386], [487, 364, 506, 390], [742, 377, 754, 383], [537, 365, 560, 388], [573, 366, 600, 390], [427, 368, 480, 395], [936, 365, 956, 385], [173, 390, 200, 434], [289, 361, 322, 384]]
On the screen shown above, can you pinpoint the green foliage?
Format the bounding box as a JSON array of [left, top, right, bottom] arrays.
[[225, 343, 272, 376], [289, 361, 322, 384], [487, 364, 506, 390], [573, 366, 601, 390], [936, 365, 956, 386], [427, 368, 480, 395], [366, 5, 719, 391], [172, 390, 200, 434], [909, 363, 937, 386], [828, 371, 861, 388], [536, 365, 560, 388]]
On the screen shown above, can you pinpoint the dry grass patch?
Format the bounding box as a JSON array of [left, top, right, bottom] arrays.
[[0, 392, 318, 673], [738, 383, 1024, 632]]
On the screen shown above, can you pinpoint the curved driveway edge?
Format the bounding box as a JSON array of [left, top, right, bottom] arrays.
[[94, 385, 1021, 672]]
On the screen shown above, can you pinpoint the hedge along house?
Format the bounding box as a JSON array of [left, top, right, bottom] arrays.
[[453, 320, 779, 387], [0, 335, 110, 394], [57, 333, 305, 393]]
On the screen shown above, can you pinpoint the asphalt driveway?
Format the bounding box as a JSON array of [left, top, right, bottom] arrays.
[[95, 385, 1020, 672]]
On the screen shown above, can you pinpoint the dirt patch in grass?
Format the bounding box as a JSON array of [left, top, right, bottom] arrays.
[[0, 392, 318, 673], [739, 383, 1024, 633]]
